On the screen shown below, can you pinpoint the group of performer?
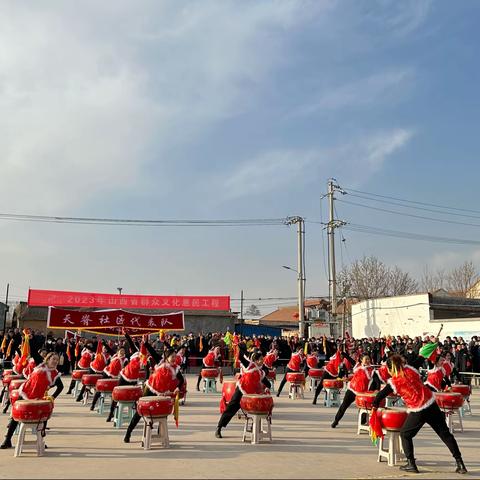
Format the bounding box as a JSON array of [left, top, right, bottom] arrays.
[[0, 331, 470, 475]]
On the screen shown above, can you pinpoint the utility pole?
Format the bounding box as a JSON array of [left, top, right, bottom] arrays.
[[240, 290, 244, 335], [325, 179, 346, 337], [286, 216, 305, 337]]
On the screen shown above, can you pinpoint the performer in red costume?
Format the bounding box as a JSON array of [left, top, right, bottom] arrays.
[[196, 346, 222, 391], [312, 350, 353, 405], [0, 352, 64, 449], [215, 349, 271, 439], [123, 346, 185, 443], [276, 345, 305, 397], [373, 354, 467, 474], [331, 354, 379, 428], [425, 354, 451, 392]]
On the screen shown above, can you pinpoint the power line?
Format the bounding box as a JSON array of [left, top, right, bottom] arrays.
[[0, 213, 289, 227], [345, 223, 480, 246], [344, 187, 480, 215], [337, 199, 480, 228], [347, 192, 480, 220]]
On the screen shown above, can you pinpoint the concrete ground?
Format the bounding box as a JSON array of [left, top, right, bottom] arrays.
[[0, 374, 479, 479]]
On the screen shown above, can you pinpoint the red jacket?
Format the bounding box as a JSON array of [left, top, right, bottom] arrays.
[[425, 366, 446, 392], [443, 361, 453, 378], [287, 352, 304, 372], [146, 362, 179, 395], [23, 358, 36, 378], [263, 351, 278, 370], [348, 364, 374, 394], [78, 350, 93, 369], [389, 366, 434, 412], [19, 365, 59, 400], [306, 355, 319, 369], [104, 355, 126, 378], [90, 353, 107, 373], [203, 349, 221, 368], [376, 363, 391, 383], [237, 363, 266, 395], [120, 354, 141, 382]]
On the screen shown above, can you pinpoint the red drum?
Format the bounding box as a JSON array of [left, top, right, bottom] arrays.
[[95, 378, 119, 392], [240, 394, 274, 414], [380, 408, 408, 431], [9, 379, 26, 392], [323, 379, 344, 390], [451, 385, 471, 397], [286, 372, 305, 384], [82, 374, 103, 386], [201, 368, 219, 378], [10, 389, 21, 406], [72, 369, 90, 380], [12, 399, 53, 423], [2, 374, 23, 386], [112, 385, 143, 402], [308, 368, 324, 379], [222, 380, 237, 403], [137, 396, 173, 418], [138, 370, 147, 381], [267, 370, 276, 380], [435, 392, 464, 410], [355, 392, 384, 410]]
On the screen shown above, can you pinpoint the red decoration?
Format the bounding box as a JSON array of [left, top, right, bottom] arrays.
[[47, 307, 185, 336], [29, 289, 229, 311]]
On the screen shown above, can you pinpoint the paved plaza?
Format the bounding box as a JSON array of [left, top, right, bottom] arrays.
[[0, 374, 479, 479]]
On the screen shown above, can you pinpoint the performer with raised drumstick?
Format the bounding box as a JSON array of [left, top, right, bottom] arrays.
[[123, 346, 185, 443], [331, 354, 379, 428], [215, 348, 271, 439], [372, 353, 467, 474], [276, 345, 305, 397], [0, 352, 64, 449]]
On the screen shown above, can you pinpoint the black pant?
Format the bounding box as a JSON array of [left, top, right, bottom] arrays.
[[76, 368, 95, 401], [276, 368, 296, 396], [107, 376, 137, 420], [400, 402, 462, 461], [218, 387, 243, 429], [90, 372, 110, 410], [313, 371, 335, 403], [125, 388, 154, 436], [333, 389, 356, 424]]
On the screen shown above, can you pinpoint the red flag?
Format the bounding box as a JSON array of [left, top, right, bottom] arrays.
[[66, 342, 72, 362], [369, 409, 384, 445], [74, 339, 80, 358], [140, 341, 148, 366]]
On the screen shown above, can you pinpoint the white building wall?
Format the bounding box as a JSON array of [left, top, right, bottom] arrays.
[[352, 293, 480, 339]]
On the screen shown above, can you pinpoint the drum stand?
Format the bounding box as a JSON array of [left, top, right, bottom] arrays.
[[324, 388, 341, 408], [377, 429, 404, 467], [445, 409, 463, 434], [141, 416, 169, 450], [288, 383, 304, 400], [114, 401, 135, 429], [202, 378, 217, 394], [14, 422, 46, 457], [356, 408, 370, 435], [242, 414, 272, 444]]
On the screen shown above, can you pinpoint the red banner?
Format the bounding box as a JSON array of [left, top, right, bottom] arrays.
[[47, 307, 185, 336], [29, 289, 230, 311]]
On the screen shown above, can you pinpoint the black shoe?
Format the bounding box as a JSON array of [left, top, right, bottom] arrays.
[[89, 406, 95, 411], [455, 458, 467, 474], [2, 408, 8, 415], [215, 428, 222, 439], [0, 439, 12, 449], [75, 397, 82, 403], [400, 459, 419, 473], [66, 390, 72, 395], [106, 416, 112, 423], [123, 434, 131, 443], [331, 421, 338, 428], [312, 399, 317, 405]]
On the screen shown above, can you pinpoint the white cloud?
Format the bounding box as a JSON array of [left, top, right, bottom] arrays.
[[297, 69, 414, 115], [220, 128, 413, 199], [0, 1, 326, 213]]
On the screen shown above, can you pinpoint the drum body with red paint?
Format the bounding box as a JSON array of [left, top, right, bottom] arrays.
[[112, 385, 143, 402], [12, 400, 53, 423], [137, 395, 173, 418], [240, 394, 274, 414]]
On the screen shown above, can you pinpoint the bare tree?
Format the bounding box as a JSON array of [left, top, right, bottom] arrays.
[[341, 256, 417, 300], [446, 261, 479, 297], [420, 265, 447, 292], [389, 266, 418, 296], [245, 304, 261, 316]]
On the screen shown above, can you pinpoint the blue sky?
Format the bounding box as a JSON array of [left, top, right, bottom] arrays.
[[1, 1, 479, 313]]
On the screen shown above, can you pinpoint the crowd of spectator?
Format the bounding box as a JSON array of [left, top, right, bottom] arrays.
[[1, 327, 479, 378]]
